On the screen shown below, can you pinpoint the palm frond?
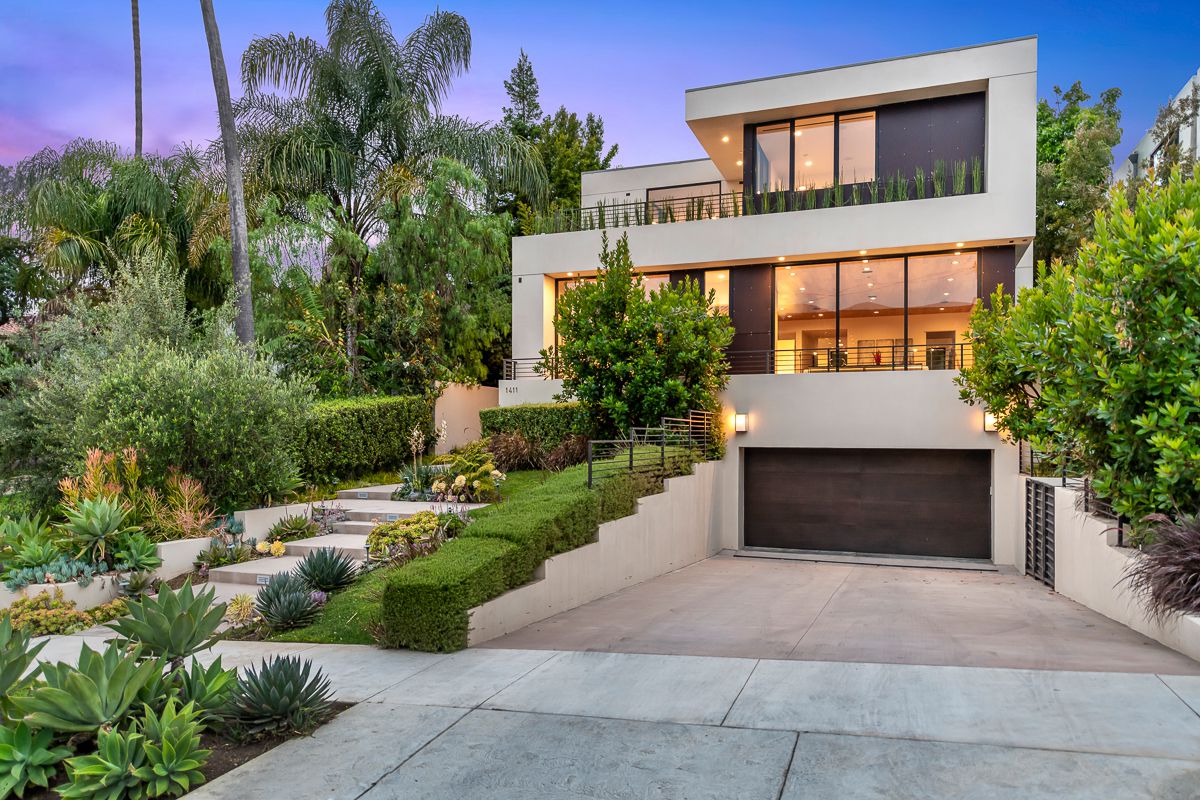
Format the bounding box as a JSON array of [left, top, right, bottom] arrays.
[[241, 33, 326, 96]]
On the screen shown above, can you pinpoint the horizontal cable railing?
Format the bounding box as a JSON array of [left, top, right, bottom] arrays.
[[520, 161, 985, 235], [587, 410, 718, 488], [504, 344, 973, 381], [1018, 444, 1127, 544]]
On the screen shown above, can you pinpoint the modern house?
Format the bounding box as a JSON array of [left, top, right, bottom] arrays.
[[1113, 67, 1200, 183], [503, 37, 1036, 568]]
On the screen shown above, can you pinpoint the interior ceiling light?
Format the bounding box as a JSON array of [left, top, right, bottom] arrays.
[[867, 282, 874, 287], [804, 160, 813, 167], [566, 272, 574, 277], [817, 313, 824, 317], [939, 307, 946, 311], [777, 256, 786, 261], [954, 250, 962, 256], [868, 295, 877, 301], [799, 286, 806, 290], [862, 259, 869, 263], [859, 250, 867, 255], [873, 310, 880, 314], [952, 260, 959, 265], [944, 291, 951, 296], [721, 135, 730, 143], [947, 277, 954, 282], [794, 130, 802, 137], [862, 267, 872, 273], [716, 273, 726, 280], [797, 185, 808, 191], [808, 300, 815, 304], [955, 242, 964, 247]]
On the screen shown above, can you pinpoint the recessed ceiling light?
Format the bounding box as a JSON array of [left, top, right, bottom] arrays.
[[778, 256, 786, 261], [716, 273, 726, 280], [796, 185, 807, 191], [566, 272, 574, 277], [947, 277, 954, 282], [954, 250, 961, 256], [817, 313, 824, 317], [721, 135, 730, 143], [873, 310, 880, 314], [794, 131, 802, 137], [804, 160, 813, 167], [808, 300, 815, 304], [943, 291, 950, 296], [955, 242, 964, 247], [862, 267, 872, 273], [859, 250, 867, 255], [867, 282, 874, 287], [736, 160, 743, 166], [868, 295, 877, 301], [799, 286, 806, 290], [939, 307, 946, 311], [862, 259, 869, 263], [787, 315, 793, 319], [952, 260, 959, 265]]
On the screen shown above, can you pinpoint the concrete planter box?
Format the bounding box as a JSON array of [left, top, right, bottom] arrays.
[[1, 574, 122, 610], [155, 538, 212, 581], [234, 503, 315, 540], [467, 462, 719, 645]]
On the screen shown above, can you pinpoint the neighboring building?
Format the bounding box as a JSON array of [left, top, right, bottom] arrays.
[[504, 37, 1036, 567], [1114, 67, 1200, 183]]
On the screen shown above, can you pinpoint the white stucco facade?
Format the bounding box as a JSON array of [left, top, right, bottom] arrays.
[[503, 38, 1036, 568], [1114, 67, 1200, 184]]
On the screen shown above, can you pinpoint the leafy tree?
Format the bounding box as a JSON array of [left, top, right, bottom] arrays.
[[1123, 89, 1199, 205], [1035, 82, 1122, 266], [502, 49, 542, 140], [545, 233, 732, 437], [959, 171, 1200, 527], [237, 0, 545, 375], [0, 237, 31, 324], [371, 158, 512, 385]]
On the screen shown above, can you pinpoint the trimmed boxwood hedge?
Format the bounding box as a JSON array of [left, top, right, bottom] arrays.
[[478, 402, 589, 451], [379, 455, 691, 652], [296, 395, 433, 482]]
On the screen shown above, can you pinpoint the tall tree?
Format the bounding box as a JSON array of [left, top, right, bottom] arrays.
[[1034, 82, 1122, 266], [199, 0, 254, 344], [502, 49, 542, 139], [131, 0, 143, 158], [237, 0, 545, 376]]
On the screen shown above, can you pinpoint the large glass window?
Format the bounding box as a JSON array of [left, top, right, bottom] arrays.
[[773, 262, 837, 373], [838, 256, 904, 368], [705, 269, 729, 315], [907, 252, 977, 369], [754, 122, 790, 194], [838, 111, 876, 185], [792, 115, 834, 191]]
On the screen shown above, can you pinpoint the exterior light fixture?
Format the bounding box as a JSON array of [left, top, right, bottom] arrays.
[[955, 242, 964, 248], [734, 412, 749, 433], [721, 135, 730, 143], [984, 411, 998, 433]]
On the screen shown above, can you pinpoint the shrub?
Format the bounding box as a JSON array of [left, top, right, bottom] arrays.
[[296, 395, 433, 482], [224, 594, 257, 626], [0, 721, 71, 798], [223, 656, 333, 740], [2, 589, 126, 636], [1125, 514, 1200, 621], [113, 533, 163, 573], [295, 548, 359, 593], [479, 402, 588, 453], [487, 431, 539, 472], [541, 434, 590, 471], [366, 511, 440, 561]]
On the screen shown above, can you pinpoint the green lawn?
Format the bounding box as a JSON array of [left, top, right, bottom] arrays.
[[271, 469, 551, 645]]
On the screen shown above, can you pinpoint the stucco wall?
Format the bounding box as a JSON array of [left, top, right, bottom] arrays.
[[434, 384, 499, 454], [1048, 480, 1200, 661], [467, 462, 719, 644]]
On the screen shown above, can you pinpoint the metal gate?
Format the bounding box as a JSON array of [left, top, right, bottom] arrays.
[[1025, 479, 1055, 587]]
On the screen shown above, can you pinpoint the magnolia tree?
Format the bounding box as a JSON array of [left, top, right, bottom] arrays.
[[958, 170, 1200, 527], [542, 233, 733, 438]]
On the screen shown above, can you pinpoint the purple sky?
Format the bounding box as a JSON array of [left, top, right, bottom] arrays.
[[2, 1, 1196, 168]]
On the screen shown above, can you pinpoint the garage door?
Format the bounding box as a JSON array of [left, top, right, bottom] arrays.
[[743, 448, 991, 559]]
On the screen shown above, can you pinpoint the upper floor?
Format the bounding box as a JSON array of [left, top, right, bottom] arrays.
[[1114, 68, 1200, 184], [516, 36, 1036, 266]]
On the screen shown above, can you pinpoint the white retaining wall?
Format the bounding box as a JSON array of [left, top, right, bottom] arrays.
[[467, 461, 720, 645], [1044, 480, 1200, 662], [435, 383, 500, 454]]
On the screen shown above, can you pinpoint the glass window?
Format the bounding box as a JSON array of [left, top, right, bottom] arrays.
[[838, 111, 876, 185], [792, 115, 834, 191], [641, 274, 670, 296], [774, 262, 837, 373], [647, 182, 721, 223], [907, 252, 978, 369], [838, 257, 904, 369], [705, 269, 729, 315], [754, 122, 790, 194]]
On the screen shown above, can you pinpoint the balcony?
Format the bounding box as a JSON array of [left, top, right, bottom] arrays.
[[503, 343, 972, 380]]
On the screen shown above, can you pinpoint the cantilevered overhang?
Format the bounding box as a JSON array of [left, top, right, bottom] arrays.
[[685, 36, 1037, 182]]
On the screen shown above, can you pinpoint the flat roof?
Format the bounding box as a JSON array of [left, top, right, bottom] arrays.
[[685, 35, 1037, 94], [581, 157, 711, 176]]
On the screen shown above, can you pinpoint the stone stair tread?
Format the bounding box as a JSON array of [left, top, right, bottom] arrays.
[[284, 533, 368, 554], [208, 556, 305, 587]]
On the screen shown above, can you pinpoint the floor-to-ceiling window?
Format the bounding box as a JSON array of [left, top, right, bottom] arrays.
[[837, 111, 876, 185], [705, 269, 730, 315], [838, 255, 905, 368], [754, 122, 791, 194], [792, 116, 835, 191], [907, 251, 977, 369], [773, 262, 837, 373]]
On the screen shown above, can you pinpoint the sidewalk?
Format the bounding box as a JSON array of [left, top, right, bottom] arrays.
[[35, 636, 1200, 799]]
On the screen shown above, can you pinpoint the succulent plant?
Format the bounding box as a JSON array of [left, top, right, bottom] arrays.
[[296, 547, 359, 593], [0, 721, 72, 798], [132, 699, 210, 797], [112, 533, 162, 573], [119, 570, 158, 599], [0, 616, 46, 720], [60, 496, 139, 566], [58, 727, 146, 799], [3, 556, 98, 592], [266, 513, 318, 543], [9, 536, 61, 570], [255, 572, 318, 631], [11, 642, 162, 734], [175, 657, 237, 722], [223, 656, 332, 740], [107, 579, 225, 670], [224, 593, 257, 626]]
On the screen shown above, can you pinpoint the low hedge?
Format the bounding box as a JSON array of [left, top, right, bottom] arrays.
[[296, 395, 433, 482], [379, 453, 692, 652], [478, 402, 589, 451]]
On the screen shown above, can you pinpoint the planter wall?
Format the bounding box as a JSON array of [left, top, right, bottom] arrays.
[[1, 574, 123, 611], [1044, 479, 1200, 662], [234, 503, 316, 540], [435, 383, 499, 454], [467, 461, 718, 645], [156, 538, 211, 581]]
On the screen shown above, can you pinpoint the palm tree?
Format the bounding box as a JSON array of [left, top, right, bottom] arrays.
[[131, 0, 143, 157], [199, 0, 254, 344], [236, 0, 545, 374]]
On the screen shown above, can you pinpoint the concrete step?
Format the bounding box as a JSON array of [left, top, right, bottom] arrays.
[[331, 519, 380, 535], [208, 555, 304, 587], [284, 533, 368, 561], [338, 510, 412, 524], [335, 487, 402, 502]]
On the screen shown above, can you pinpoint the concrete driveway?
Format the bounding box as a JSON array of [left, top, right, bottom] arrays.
[[480, 554, 1200, 674]]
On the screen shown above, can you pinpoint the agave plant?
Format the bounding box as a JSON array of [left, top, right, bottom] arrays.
[[224, 656, 332, 740], [107, 579, 225, 670], [0, 721, 73, 798], [0, 616, 47, 719], [132, 699, 210, 797], [58, 727, 147, 799], [112, 533, 162, 573], [266, 513, 318, 543], [8, 535, 61, 570], [296, 547, 359, 593], [175, 657, 237, 723], [60, 496, 139, 566], [11, 642, 161, 734], [255, 572, 319, 631]]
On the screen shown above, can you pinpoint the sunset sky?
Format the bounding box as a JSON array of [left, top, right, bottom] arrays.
[[2, 1, 1196, 169]]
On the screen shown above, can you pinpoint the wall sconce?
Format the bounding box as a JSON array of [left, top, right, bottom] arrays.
[[734, 412, 749, 433], [983, 411, 998, 433]]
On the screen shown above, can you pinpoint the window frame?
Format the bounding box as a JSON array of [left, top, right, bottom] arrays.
[[747, 105, 880, 194]]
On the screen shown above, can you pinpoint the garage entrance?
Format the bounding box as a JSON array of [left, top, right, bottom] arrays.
[[743, 448, 991, 559]]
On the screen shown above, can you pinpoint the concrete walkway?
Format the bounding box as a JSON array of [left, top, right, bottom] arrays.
[[31, 635, 1200, 798], [482, 555, 1200, 674]]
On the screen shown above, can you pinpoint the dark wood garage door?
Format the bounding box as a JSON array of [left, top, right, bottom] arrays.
[[743, 448, 991, 559]]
